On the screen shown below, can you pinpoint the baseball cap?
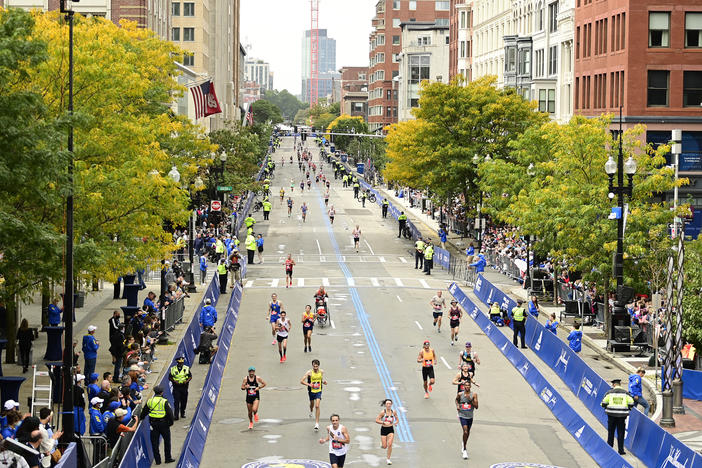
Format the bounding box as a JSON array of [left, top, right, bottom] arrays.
[[423, 340, 430, 345], [90, 397, 104, 406], [115, 408, 128, 418], [205, 298, 211, 305], [3, 400, 19, 410], [89, 373, 99, 382], [248, 366, 256, 371], [87, 325, 97, 332], [465, 342, 472, 347], [108, 401, 121, 410], [75, 374, 86, 382], [128, 364, 141, 372], [450, 299, 457, 304]]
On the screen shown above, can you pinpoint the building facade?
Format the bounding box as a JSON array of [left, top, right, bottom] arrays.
[[471, 0, 513, 87], [368, 0, 450, 132], [245, 58, 274, 92], [449, 0, 473, 82], [397, 22, 450, 121], [301, 29, 337, 103], [339, 66, 369, 120]]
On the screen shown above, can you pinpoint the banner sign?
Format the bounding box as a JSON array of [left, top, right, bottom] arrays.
[[662, 368, 702, 401], [54, 442, 78, 468]]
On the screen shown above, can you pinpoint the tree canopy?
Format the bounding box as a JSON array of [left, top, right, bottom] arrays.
[[250, 99, 283, 125], [262, 89, 306, 121], [327, 114, 368, 152]]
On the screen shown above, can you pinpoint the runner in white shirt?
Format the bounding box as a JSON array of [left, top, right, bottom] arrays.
[[430, 290, 446, 333], [352, 225, 361, 253], [319, 414, 350, 468], [328, 205, 336, 225], [275, 311, 291, 363]]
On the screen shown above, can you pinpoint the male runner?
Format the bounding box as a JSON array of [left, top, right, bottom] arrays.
[[319, 414, 350, 468], [456, 381, 478, 459], [287, 197, 294, 217], [448, 299, 462, 344], [241, 366, 266, 429], [430, 291, 446, 333], [417, 340, 437, 399], [284, 254, 296, 288], [458, 342, 480, 378], [275, 311, 291, 362], [301, 202, 309, 223], [267, 293, 284, 345], [352, 225, 361, 253], [301, 359, 327, 430], [279, 187, 285, 204]]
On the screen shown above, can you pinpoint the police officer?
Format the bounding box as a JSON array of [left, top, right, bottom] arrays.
[[140, 385, 175, 465], [244, 214, 256, 232], [169, 356, 192, 420], [398, 212, 408, 238], [414, 236, 425, 270], [601, 378, 634, 455], [511, 299, 527, 349], [217, 258, 227, 294], [381, 198, 389, 218], [262, 198, 272, 221], [423, 240, 434, 275], [353, 180, 360, 199]]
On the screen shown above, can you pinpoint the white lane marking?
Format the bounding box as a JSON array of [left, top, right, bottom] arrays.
[[322, 278, 330, 287], [396, 295, 403, 302], [419, 279, 430, 289], [440, 357, 452, 370], [395, 278, 404, 287], [379, 256, 386, 263], [399, 257, 407, 263], [269, 278, 279, 288], [330, 320, 336, 329], [370, 277, 379, 287], [245, 280, 253, 288], [316, 239, 323, 255], [297, 278, 305, 287], [364, 239, 375, 255], [347, 278, 355, 287], [342, 256, 346, 262], [414, 321, 423, 330], [320, 255, 326, 262]]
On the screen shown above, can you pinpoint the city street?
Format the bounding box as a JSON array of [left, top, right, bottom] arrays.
[[200, 137, 593, 467]]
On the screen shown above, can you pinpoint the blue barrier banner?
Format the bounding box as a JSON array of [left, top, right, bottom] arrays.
[[654, 431, 699, 468], [662, 368, 702, 401], [54, 442, 77, 467], [119, 415, 154, 468], [434, 246, 450, 269]]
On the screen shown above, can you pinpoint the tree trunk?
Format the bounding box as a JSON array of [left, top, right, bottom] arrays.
[[41, 280, 50, 327], [5, 296, 17, 363]]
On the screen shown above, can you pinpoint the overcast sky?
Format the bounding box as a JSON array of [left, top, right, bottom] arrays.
[[241, 0, 377, 97]]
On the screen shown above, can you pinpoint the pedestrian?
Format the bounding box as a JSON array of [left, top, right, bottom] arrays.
[[455, 381, 478, 460], [381, 198, 389, 218], [423, 239, 434, 275], [375, 399, 398, 465], [511, 300, 527, 349], [256, 234, 264, 264], [545, 312, 559, 334], [17, 319, 35, 373], [217, 258, 228, 294], [328, 205, 336, 225], [430, 291, 446, 332], [628, 367, 651, 416], [601, 378, 634, 455], [438, 224, 448, 249], [352, 225, 361, 253], [140, 385, 175, 465], [397, 212, 407, 238], [246, 233, 256, 265], [199, 253, 207, 284], [73, 374, 87, 435], [317, 414, 350, 468], [568, 322, 583, 353], [242, 366, 266, 430], [301, 359, 327, 430], [262, 198, 272, 221], [199, 298, 217, 329], [417, 340, 436, 399], [48, 298, 63, 327], [82, 325, 99, 378], [108, 310, 121, 340], [169, 356, 192, 421], [414, 236, 425, 270]]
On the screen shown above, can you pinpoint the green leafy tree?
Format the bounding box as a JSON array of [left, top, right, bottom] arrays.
[[209, 122, 265, 196], [251, 99, 283, 125], [683, 238, 702, 350], [309, 102, 339, 131], [327, 115, 368, 152], [263, 89, 306, 121]]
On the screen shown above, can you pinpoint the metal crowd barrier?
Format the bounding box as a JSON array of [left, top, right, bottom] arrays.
[[163, 297, 185, 331], [447, 255, 478, 286]]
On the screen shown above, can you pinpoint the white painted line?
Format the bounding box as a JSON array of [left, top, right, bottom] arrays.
[[414, 320, 423, 330], [244, 280, 253, 288], [395, 278, 404, 287], [320, 255, 326, 262], [322, 277, 330, 287], [370, 277, 380, 287], [316, 239, 322, 255], [379, 256, 386, 263], [440, 356, 452, 370], [419, 279, 430, 289], [396, 295, 403, 302], [330, 320, 336, 329], [399, 257, 408, 263], [364, 239, 375, 255], [347, 278, 355, 287], [342, 256, 346, 262], [297, 278, 305, 287], [269, 279, 279, 288]]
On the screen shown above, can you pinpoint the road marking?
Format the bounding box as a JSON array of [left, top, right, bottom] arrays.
[[379, 256, 386, 262], [364, 239, 375, 255], [370, 277, 379, 287], [395, 278, 404, 287], [269, 279, 279, 288], [342, 256, 346, 262], [320, 255, 326, 262], [419, 279, 430, 289], [316, 239, 322, 255], [322, 277, 330, 287], [330, 320, 336, 329], [399, 257, 407, 263], [414, 321, 423, 330], [297, 278, 304, 287], [440, 356, 452, 370], [244, 280, 253, 288], [396, 295, 403, 302], [347, 278, 355, 287]]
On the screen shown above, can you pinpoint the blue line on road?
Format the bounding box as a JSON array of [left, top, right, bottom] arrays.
[[313, 182, 414, 443]]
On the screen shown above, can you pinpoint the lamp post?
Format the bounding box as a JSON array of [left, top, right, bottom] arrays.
[[160, 166, 181, 308], [604, 123, 637, 341], [472, 154, 491, 252], [524, 163, 535, 292], [187, 176, 204, 293]]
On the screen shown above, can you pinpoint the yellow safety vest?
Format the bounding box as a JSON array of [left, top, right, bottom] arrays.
[[215, 241, 224, 253], [512, 307, 526, 322], [170, 365, 190, 384], [263, 201, 272, 211], [398, 214, 407, 221], [246, 235, 256, 250], [147, 396, 167, 419], [217, 263, 227, 275], [424, 245, 434, 260], [601, 388, 634, 416], [415, 240, 425, 252], [245, 217, 255, 227]]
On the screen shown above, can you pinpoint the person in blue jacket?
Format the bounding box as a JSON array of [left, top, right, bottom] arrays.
[[199, 298, 217, 328], [628, 368, 650, 416], [0, 410, 20, 439], [438, 225, 448, 249], [82, 326, 99, 378], [545, 313, 559, 334], [102, 400, 120, 426], [143, 291, 159, 313], [567, 322, 583, 353], [469, 253, 486, 273], [87, 373, 101, 401], [89, 397, 106, 435], [199, 253, 208, 285], [48, 298, 63, 326], [528, 296, 540, 318]]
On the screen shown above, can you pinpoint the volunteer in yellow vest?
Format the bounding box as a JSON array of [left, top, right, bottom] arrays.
[[262, 199, 272, 221], [417, 340, 437, 399], [353, 181, 360, 199], [489, 302, 502, 322], [244, 215, 256, 231], [601, 378, 634, 455], [301, 359, 327, 431], [414, 236, 425, 270], [246, 233, 257, 265], [140, 385, 175, 465], [263, 182, 270, 197], [343, 174, 349, 188], [423, 240, 434, 275], [215, 237, 225, 262], [217, 258, 228, 294], [168, 356, 192, 420], [511, 299, 527, 348], [398, 212, 408, 238]]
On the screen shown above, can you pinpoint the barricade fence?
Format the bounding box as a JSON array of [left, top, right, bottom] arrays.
[[162, 296, 185, 331]]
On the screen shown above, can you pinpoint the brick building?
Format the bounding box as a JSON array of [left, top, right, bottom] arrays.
[[449, 0, 472, 81], [339, 66, 369, 120], [368, 0, 450, 132]]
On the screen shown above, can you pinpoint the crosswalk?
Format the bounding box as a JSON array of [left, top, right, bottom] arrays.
[[242, 276, 449, 290], [257, 254, 409, 264]]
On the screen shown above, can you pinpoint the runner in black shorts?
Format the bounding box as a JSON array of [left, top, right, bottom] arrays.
[[448, 299, 462, 345], [284, 254, 296, 288], [375, 399, 398, 464], [430, 291, 446, 333], [241, 366, 266, 430]]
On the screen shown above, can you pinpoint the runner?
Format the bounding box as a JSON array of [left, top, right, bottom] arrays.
[[375, 399, 398, 465], [328, 205, 336, 225], [267, 293, 284, 345], [324, 189, 330, 206], [448, 299, 462, 345], [301, 202, 309, 223], [455, 381, 478, 459], [284, 254, 296, 288], [301, 359, 327, 430], [241, 366, 266, 429], [300, 181, 305, 192], [275, 311, 291, 363], [458, 342, 480, 378], [417, 340, 437, 399], [279, 187, 285, 204], [319, 414, 350, 468], [287, 197, 294, 217], [452, 363, 475, 395], [352, 225, 361, 253], [302, 305, 315, 352], [430, 290, 446, 333], [290, 178, 295, 193]]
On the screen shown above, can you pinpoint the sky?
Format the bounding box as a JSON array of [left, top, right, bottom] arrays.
[[241, 0, 377, 97]]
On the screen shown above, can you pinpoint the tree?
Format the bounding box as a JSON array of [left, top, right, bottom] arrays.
[[209, 122, 265, 196], [309, 102, 339, 131], [262, 89, 306, 121], [250, 99, 283, 125], [327, 114, 368, 152], [683, 238, 702, 350], [293, 108, 309, 125]]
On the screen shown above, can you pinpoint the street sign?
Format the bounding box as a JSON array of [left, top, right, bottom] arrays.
[[210, 200, 221, 211], [217, 186, 233, 192]]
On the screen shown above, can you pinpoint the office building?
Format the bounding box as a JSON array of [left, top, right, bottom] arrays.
[[339, 66, 369, 120], [245, 58, 274, 92], [301, 28, 337, 102], [449, 0, 472, 82]]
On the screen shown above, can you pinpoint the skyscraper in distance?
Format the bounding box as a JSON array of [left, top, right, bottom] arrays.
[[301, 29, 338, 103]]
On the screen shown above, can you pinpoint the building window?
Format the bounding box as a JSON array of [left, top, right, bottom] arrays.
[[535, 49, 544, 77], [460, 11, 466, 29], [548, 45, 557, 75], [649, 12, 670, 48], [409, 54, 430, 85], [519, 48, 531, 75], [377, 34, 385, 45], [393, 0, 400, 9], [436, 1, 449, 11], [171, 27, 180, 41], [460, 41, 466, 58], [436, 18, 449, 27], [393, 18, 401, 28], [548, 2, 558, 33], [537, 2, 544, 30], [387, 89, 392, 100], [183, 54, 194, 66], [418, 35, 431, 46], [409, 0, 416, 10], [684, 71, 702, 107], [647, 70, 669, 106], [172, 2, 180, 16], [685, 12, 702, 48], [392, 53, 399, 63], [183, 27, 195, 42], [506, 47, 516, 72], [183, 2, 194, 16], [393, 35, 400, 45], [539, 89, 555, 113]]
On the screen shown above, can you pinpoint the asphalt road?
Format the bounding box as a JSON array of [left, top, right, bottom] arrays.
[[199, 137, 594, 468]]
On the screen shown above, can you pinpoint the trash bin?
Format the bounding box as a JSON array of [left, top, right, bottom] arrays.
[[356, 163, 365, 175], [341, 154, 348, 163], [74, 291, 85, 309]]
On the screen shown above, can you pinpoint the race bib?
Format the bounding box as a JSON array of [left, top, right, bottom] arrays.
[[459, 384, 465, 391], [461, 403, 472, 410], [332, 441, 343, 450], [248, 388, 257, 396], [312, 382, 321, 390], [424, 360, 432, 366]]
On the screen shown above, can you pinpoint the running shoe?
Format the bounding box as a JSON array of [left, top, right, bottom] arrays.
[[280, 357, 284, 363], [309, 412, 313, 418], [462, 449, 468, 459], [424, 392, 429, 399], [314, 423, 319, 431], [387, 460, 392, 465], [428, 384, 433, 392], [282, 356, 287, 362], [451, 341, 454, 346], [248, 422, 254, 430], [438, 328, 441, 333]]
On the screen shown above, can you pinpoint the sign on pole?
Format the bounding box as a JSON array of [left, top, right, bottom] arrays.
[[210, 200, 221, 211], [216, 186, 233, 192]]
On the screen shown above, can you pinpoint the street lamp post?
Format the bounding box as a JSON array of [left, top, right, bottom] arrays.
[[187, 176, 204, 293], [472, 154, 491, 252], [604, 121, 637, 341], [159, 166, 181, 309], [524, 163, 535, 292]]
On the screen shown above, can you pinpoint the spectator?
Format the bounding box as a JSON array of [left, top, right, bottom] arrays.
[[73, 374, 86, 435], [469, 254, 486, 273], [1, 410, 21, 439], [87, 373, 100, 401], [21, 429, 42, 468], [199, 299, 217, 329], [568, 323, 583, 353], [109, 324, 126, 380], [629, 367, 651, 416], [438, 225, 448, 249], [465, 244, 475, 265], [15, 416, 40, 443], [17, 319, 35, 373], [48, 298, 63, 327], [105, 408, 138, 449], [545, 313, 559, 334], [38, 408, 61, 468], [82, 326, 99, 378], [197, 326, 219, 364], [108, 310, 121, 339], [143, 292, 158, 313], [0, 439, 28, 467], [199, 253, 208, 284], [527, 296, 540, 318], [89, 398, 105, 435]]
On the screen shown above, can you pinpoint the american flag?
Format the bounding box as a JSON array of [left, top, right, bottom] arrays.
[[246, 106, 254, 126], [189, 80, 221, 119]]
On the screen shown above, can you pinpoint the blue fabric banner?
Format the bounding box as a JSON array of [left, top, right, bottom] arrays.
[[662, 368, 702, 401], [54, 442, 77, 468]]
